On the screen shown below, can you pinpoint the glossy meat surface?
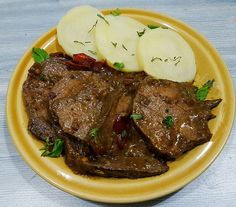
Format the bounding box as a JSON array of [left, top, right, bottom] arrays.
[[133, 77, 222, 159]]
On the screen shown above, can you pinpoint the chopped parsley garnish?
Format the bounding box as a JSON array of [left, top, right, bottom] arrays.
[[122, 44, 128, 51], [151, 56, 182, 66], [113, 62, 125, 70], [130, 114, 143, 120], [151, 57, 163, 62], [111, 8, 121, 16], [147, 25, 160, 29], [97, 14, 109, 25], [32, 47, 49, 63], [162, 115, 174, 128], [85, 41, 91, 43], [111, 41, 117, 48], [196, 80, 214, 101], [40, 138, 63, 158], [88, 50, 97, 55], [88, 20, 98, 33], [73, 41, 85, 46], [174, 60, 181, 66], [137, 28, 146, 37], [89, 128, 99, 139], [39, 73, 47, 81]]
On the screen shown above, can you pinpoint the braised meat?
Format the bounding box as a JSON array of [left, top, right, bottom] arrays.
[[22, 53, 72, 141], [64, 126, 168, 178], [23, 53, 221, 178], [132, 77, 222, 159]]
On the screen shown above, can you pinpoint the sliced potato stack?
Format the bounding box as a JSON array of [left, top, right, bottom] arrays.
[[57, 5, 196, 81], [137, 28, 196, 82], [95, 15, 147, 72], [57, 5, 102, 59]]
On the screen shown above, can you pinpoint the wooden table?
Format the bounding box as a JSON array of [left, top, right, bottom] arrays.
[[1, 0, 235, 206]]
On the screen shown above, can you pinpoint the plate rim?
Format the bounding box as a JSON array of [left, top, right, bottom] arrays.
[[6, 8, 235, 203]]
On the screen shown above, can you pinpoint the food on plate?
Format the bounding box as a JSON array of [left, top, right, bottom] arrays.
[[57, 5, 196, 82], [57, 5, 103, 59], [95, 15, 147, 72], [22, 6, 222, 179], [132, 78, 221, 159], [23, 51, 221, 178], [137, 28, 196, 82]]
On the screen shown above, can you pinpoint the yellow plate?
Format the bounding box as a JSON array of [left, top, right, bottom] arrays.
[[6, 8, 235, 203]]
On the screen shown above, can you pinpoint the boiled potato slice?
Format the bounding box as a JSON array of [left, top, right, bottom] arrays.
[[57, 5, 102, 59], [137, 28, 196, 82], [95, 15, 147, 72]]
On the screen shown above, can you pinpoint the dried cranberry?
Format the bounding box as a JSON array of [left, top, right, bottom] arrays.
[[113, 115, 130, 134]]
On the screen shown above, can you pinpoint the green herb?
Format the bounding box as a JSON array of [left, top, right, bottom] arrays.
[[111, 41, 117, 48], [111, 8, 121, 16], [122, 44, 128, 51], [85, 41, 91, 43], [32, 47, 49, 63], [131, 54, 135, 56], [162, 115, 174, 128], [137, 28, 146, 37], [174, 60, 181, 66], [40, 138, 63, 158], [130, 114, 143, 120], [121, 130, 128, 138], [151, 57, 163, 62], [147, 25, 160, 29], [88, 50, 97, 55], [113, 62, 125, 70], [88, 20, 98, 33], [97, 14, 109, 25], [39, 73, 47, 81], [73, 41, 85, 46], [89, 128, 99, 139], [196, 80, 214, 101]]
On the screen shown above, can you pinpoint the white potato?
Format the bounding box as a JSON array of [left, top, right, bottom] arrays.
[[57, 5, 103, 59], [137, 28, 196, 82], [95, 15, 147, 72]]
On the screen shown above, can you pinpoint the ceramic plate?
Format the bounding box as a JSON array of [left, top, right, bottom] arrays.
[[6, 8, 235, 203]]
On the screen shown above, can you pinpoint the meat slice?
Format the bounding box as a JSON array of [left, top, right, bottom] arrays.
[[49, 71, 117, 153], [64, 127, 169, 178], [132, 78, 221, 159], [22, 54, 72, 141]]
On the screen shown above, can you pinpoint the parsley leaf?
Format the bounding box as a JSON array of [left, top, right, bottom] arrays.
[[88, 50, 97, 55], [32, 47, 49, 63], [97, 14, 109, 25], [111, 8, 121, 16], [73, 41, 85, 46], [196, 80, 214, 101], [90, 128, 99, 139], [122, 44, 128, 51], [130, 114, 143, 120], [40, 138, 63, 158], [39, 73, 47, 81], [111, 41, 117, 47], [113, 62, 125, 70], [147, 25, 160, 29], [162, 115, 174, 128], [88, 20, 98, 33]]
